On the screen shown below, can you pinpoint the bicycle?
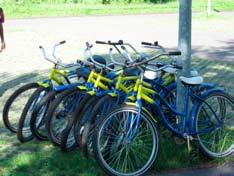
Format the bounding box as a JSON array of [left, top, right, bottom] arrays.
[[27, 44, 97, 141], [2, 41, 81, 134], [44, 43, 117, 150], [76, 40, 217, 159], [92, 44, 234, 176], [59, 40, 178, 152], [74, 40, 181, 157], [16, 41, 88, 142]]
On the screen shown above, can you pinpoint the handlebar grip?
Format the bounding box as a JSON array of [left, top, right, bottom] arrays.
[[154, 41, 158, 46], [96, 41, 106, 44], [118, 40, 124, 44], [141, 42, 152, 46], [168, 51, 182, 56], [174, 65, 183, 70], [107, 40, 123, 45], [59, 40, 66, 45]]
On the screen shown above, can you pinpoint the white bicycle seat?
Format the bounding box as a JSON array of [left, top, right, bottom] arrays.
[[180, 76, 203, 85], [144, 70, 158, 80]]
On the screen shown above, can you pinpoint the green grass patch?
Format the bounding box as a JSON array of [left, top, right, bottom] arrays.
[[1, 0, 234, 18], [0, 57, 233, 175]]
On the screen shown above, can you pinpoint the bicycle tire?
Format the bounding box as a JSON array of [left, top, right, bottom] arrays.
[[195, 90, 234, 158], [78, 95, 117, 158], [45, 88, 85, 146], [60, 93, 93, 152], [2, 82, 40, 133], [30, 90, 58, 140], [17, 86, 48, 142], [93, 104, 159, 176]]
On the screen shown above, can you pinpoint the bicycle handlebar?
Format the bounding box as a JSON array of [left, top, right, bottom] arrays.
[[39, 45, 57, 65], [148, 64, 182, 73], [141, 41, 167, 54], [141, 41, 158, 46], [120, 46, 134, 62], [131, 51, 182, 68], [96, 41, 106, 44], [39, 41, 82, 68], [84, 42, 116, 72], [52, 40, 66, 64], [168, 51, 181, 56], [59, 40, 66, 45], [109, 48, 126, 67], [96, 40, 124, 45]]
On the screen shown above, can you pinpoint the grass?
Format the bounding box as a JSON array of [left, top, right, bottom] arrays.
[[1, 0, 234, 18], [0, 57, 233, 176]]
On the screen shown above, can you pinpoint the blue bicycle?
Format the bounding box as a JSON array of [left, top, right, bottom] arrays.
[[92, 45, 234, 176]]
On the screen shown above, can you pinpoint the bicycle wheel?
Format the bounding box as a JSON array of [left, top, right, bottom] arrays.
[[17, 87, 48, 142], [45, 88, 85, 146], [30, 90, 58, 140], [93, 105, 159, 176], [60, 93, 92, 152], [78, 95, 117, 158], [158, 83, 178, 131], [2, 83, 40, 133], [195, 91, 234, 158]]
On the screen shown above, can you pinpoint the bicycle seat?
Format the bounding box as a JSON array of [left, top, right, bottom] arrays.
[[90, 55, 106, 65], [124, 68, 140, 76], [144, 70, 158, 80], [180, 76, 203, 85]]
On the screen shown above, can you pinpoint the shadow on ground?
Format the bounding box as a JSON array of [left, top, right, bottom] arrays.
[[193, 40, 234, 62], [0, 72, 40, 98]]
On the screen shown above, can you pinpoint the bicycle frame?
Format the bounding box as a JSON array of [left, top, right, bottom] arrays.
[[134, 77, 223, 138], [37, 67, 76, 88], [125, 73, 176, 103]]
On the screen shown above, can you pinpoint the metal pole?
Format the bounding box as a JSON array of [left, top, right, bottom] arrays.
[[177, 0, 192, 117]]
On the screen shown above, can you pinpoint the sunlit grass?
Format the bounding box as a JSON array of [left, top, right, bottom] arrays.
[[1, 0, 234, 18]]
